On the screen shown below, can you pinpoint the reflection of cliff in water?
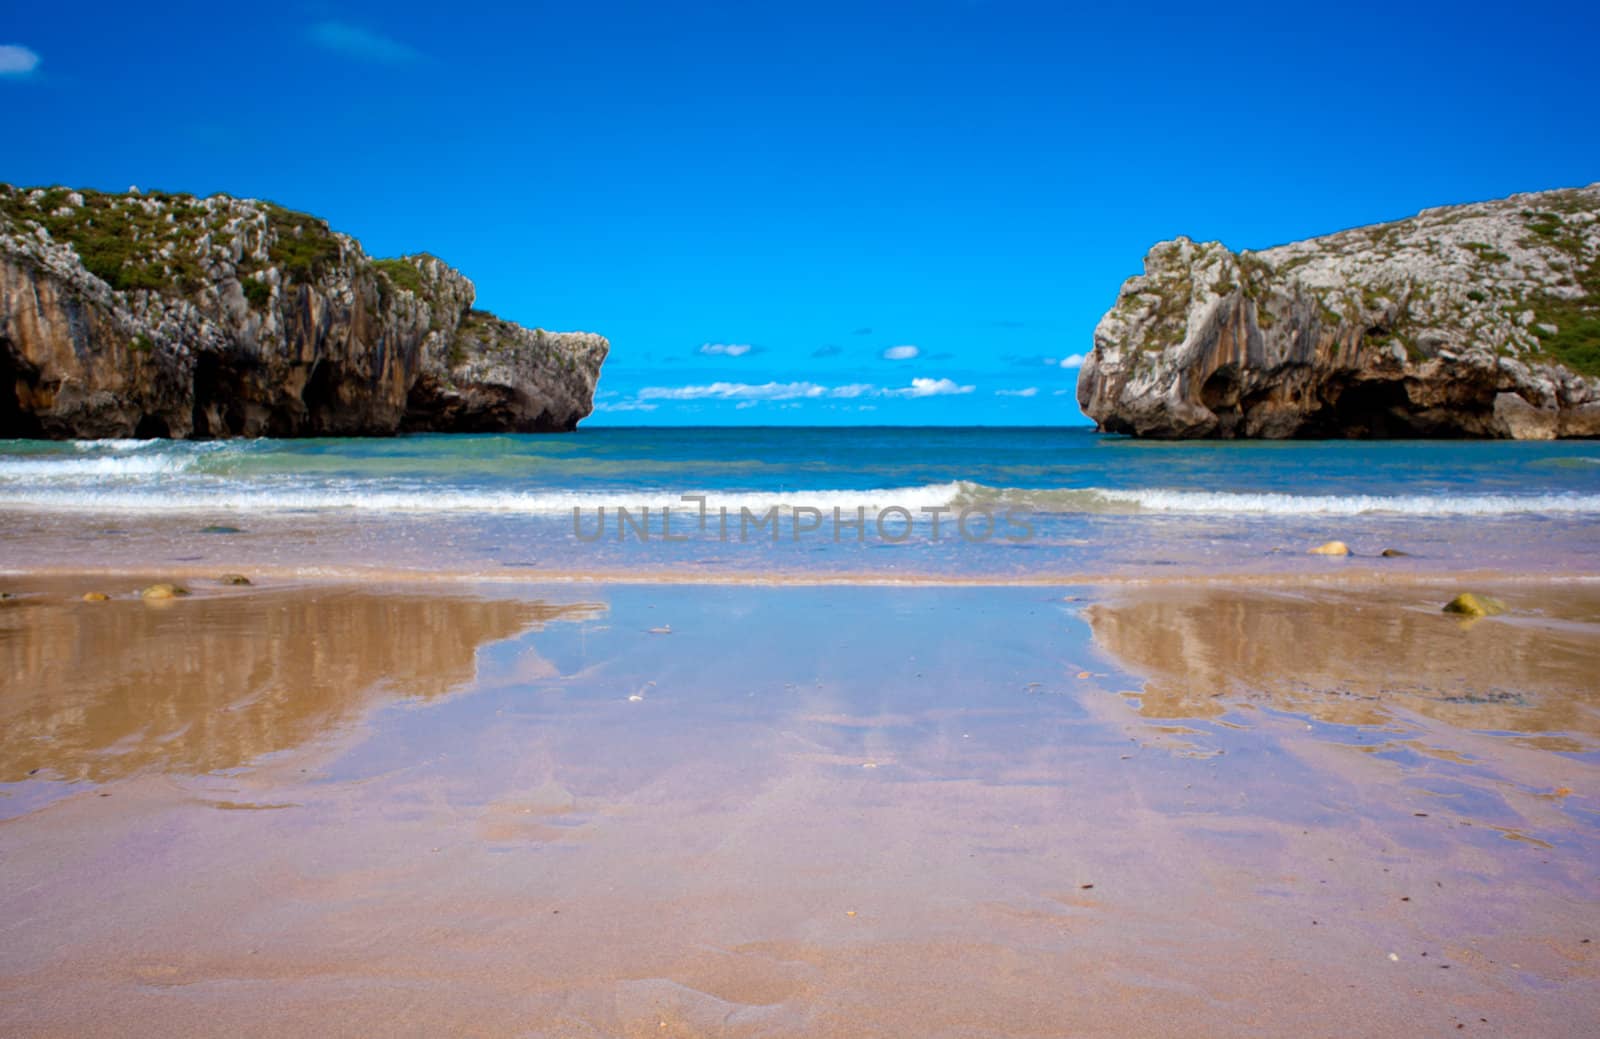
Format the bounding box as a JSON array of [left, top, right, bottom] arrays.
[[0, 588, 605, 782], [1084, 587, 1600, 739]]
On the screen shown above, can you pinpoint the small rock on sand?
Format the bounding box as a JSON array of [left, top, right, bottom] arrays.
[[199, 525, 244, 535], [1380, 548, 1409, 557], [82, 592, 110, 602], [140, 583, 189, 601], [218, 574, 252, 586], [1442, 593, 1506, 617], [1308, 541, 1351, 556]]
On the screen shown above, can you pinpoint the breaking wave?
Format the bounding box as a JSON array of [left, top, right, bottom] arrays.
[[0, 473, 1596, 517]]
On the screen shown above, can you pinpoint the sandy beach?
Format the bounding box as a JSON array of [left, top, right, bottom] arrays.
[[2, 573, 1595, 1037]]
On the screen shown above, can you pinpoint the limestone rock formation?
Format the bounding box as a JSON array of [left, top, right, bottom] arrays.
[[0, 185, 607, 438], [1078, 184, 1600, 438]]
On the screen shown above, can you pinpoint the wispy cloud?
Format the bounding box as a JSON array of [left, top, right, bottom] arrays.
[[633, 377, 973, 404], [1057, 353, 1086, 368], [852, 327, 874, 336], [0, 44, 41, 78], [308, 22, 423, 64], [996, 387, 1039, 397], [593, 400, 659, 412], [882, 345, 919, 361], [811, 344, 842, 358], [697, 342, 757, 358]]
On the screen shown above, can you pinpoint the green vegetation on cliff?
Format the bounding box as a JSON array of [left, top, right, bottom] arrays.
[[1519, 207, 1600, 376], [0, 185, 434, 312]]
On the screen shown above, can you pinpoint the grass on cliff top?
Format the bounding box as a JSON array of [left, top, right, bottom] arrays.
[[263, 204, 343, 280], [0, 185, 356, 293], [372, 258, 424, 295], [1, 185, 347, 295], [0, 185, 214, 292]]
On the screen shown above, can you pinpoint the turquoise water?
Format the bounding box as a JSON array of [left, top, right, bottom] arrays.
[[1, 429, 1597, 577]]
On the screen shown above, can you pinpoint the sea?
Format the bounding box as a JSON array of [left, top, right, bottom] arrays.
[[1, 427, 1597, 581]]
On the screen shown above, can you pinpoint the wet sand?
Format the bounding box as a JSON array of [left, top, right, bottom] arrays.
[[0, 577, 1596, 1036], [6, 504, 1600, 584]]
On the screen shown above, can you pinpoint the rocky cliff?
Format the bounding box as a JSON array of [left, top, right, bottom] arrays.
[[1077, 184, 1600, 438], [0, 185, 607, 438]]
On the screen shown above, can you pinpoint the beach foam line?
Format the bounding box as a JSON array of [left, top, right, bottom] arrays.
[[952, 483, 1600, 516], [1, 475, 1598, 516], [0, 483, 970, 515]]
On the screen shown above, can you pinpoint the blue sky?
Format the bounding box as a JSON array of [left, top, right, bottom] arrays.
[[5, 2, 1598, 425]]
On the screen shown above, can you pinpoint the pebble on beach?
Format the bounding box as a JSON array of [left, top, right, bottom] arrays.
[[140, 583, 189, 601], [1442, 593, 1506, 617], [82, 592, 110, 602], [1380, 548, 1409, 557], [1308, 541, 1351, 556], [218, 574, 252, 586]]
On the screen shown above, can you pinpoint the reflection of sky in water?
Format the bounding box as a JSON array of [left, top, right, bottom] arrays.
[[2, 582, 1596, 1032]]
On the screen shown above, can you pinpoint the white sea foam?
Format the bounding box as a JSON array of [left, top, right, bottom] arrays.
[[0, 454, 194, 478], [70, 439, 164, 452], [0, 478, 1596, 517], [1084, 487, 1600, 516], [0, 482, 968, 516]]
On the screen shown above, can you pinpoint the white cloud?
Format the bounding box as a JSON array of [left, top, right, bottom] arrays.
[[698, 343, 754, 357], [890, 377, 974, 398], [308, 22, 423, 63], [630, 377, 974, 406], [0, 45, 41, 77], [882, 345, 920, 361], [996, 387, 1039, 397], [592, 400, 659, 413], [638, 381, 829, 402], [1058, 353, 1086, 368]]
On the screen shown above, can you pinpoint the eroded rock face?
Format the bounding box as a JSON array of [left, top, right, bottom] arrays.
[[1077, 184, 1600, 438], [0, 185, 607, 438]]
